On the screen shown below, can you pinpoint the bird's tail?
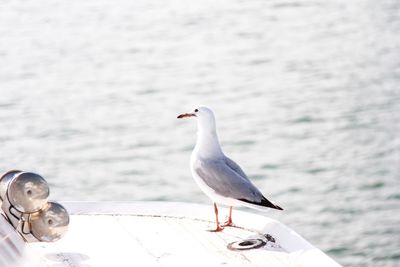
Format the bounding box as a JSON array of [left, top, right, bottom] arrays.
[[260, 197, 283, 210], [239, 197, 283, 210]]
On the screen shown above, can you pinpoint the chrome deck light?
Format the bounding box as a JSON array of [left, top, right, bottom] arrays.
[[28, 202, 69, 242], [0, 170, 69, 242]]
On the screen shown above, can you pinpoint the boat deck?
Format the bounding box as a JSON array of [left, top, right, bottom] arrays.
[[26, 202, 340, 267]]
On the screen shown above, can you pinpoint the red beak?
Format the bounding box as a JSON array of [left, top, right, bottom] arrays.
[[177, 113, 196, 119]]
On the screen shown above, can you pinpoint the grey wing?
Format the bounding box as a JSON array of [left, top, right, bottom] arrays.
[[224, 156, 249, 181], [194, 158, 264, 202]]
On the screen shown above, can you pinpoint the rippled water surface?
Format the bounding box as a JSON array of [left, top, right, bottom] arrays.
[[1, 0, 399, 266]]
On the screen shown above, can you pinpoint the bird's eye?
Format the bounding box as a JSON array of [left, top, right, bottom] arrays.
[[195, 109, 198, 112]]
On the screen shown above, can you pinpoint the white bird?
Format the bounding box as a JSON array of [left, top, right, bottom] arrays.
[[177, 106, 283, 232]]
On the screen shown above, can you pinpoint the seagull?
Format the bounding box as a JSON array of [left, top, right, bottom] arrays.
[[177, 106, 283, 232]]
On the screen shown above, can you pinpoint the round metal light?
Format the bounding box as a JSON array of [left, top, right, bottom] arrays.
[[0, 170, 22, 201], [30, 202, 69, 242], [7, 172, 49, 213]]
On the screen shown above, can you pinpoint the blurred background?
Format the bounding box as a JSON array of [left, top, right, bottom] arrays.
[[1, 0, 399, 266]]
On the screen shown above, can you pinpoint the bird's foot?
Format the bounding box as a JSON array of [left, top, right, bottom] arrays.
[[207, 225, 224, 232], [221, 220, 233, 227]]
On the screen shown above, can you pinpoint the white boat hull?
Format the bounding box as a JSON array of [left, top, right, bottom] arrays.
[[1, 201, 341, 267]]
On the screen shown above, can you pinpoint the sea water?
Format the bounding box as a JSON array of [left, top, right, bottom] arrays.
[[0, 0, 399, 266]]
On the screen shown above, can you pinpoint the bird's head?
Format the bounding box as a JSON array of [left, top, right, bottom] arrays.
[[177, 106, 216, 133]]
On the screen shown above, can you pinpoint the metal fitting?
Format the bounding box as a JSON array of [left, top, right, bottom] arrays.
[[0, 170, 69, 242]]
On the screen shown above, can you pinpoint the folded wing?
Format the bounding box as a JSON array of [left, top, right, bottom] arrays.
[[194, 157, 283, 210]]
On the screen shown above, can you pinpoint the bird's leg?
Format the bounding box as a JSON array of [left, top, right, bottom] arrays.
[[207, 203, 224, 232], [222, 206, 233, 227]]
